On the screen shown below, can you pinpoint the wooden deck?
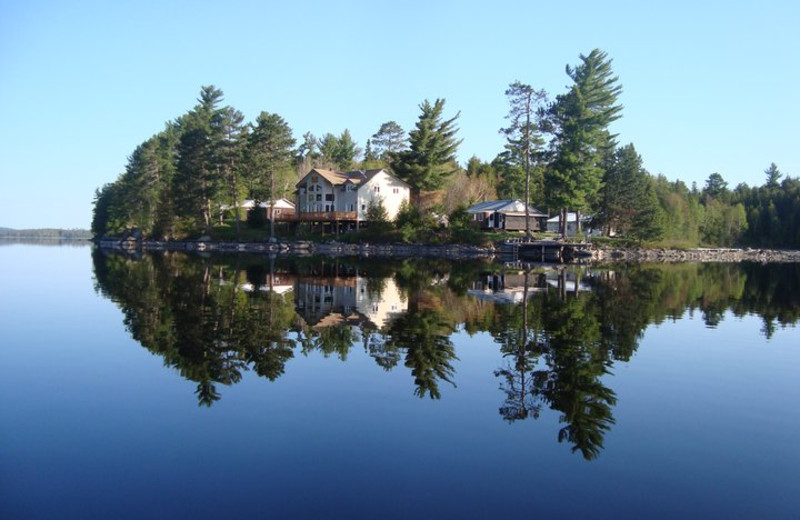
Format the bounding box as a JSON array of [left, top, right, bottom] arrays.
[[502, 240, 592, 263], [296, 211, 358, 221]]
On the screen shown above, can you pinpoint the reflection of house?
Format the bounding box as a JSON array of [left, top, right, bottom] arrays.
[[468, 269, 595, 303], [466, 200, 548, 231], [294, 275, 407, 330], [467, 272, 547, 303], [357, 278, 406, 330], [544, 270, 594, 293], [295, 168, 410, 223], [218, 273, 295, 295], [546, 213, 600, 237], [220, 198, 296, 220]]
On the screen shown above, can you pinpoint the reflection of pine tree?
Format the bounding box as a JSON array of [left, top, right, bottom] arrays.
[[493, 269, 543, 421], [237, 290, 296, 381], [195, 379, 221, 407], [534, 293, 617, 460], [387, 308, 458, 399], [312, 324, 357, 361]]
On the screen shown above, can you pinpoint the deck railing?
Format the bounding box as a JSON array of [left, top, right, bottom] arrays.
[[296, 211, 358, 221]]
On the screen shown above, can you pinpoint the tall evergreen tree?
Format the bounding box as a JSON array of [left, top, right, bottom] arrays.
[[334, 129, 360, 170], [245, 111, 295, 239], [371, 121, 407, 160], [597, 143, 663, 240], [218, 107, 248, 236], [765, 163, 782, 189], [500, 82, 548, 237], [317, 130, 361, 170], [391, 99, 462, 204], [174, 85, 226, 235], [547, 49, 623, 236]]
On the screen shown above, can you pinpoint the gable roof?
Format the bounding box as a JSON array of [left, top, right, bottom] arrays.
[[466, 199, 547, 217], [296, 168, 408, 189]]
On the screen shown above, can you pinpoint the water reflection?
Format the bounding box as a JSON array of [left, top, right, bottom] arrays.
[[92, 251, 800, 458]]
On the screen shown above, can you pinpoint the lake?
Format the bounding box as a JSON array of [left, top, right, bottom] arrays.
[[1, 242, 798, 519]]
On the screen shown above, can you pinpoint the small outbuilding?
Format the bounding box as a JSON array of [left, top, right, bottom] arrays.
[[546, 212, 601, 237], [466, 200, 548, 232]]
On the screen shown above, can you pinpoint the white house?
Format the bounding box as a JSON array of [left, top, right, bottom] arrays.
[[295, 168, 410, 223]]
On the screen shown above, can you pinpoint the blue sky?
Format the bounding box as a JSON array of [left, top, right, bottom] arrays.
[[1, 0, 798, 229]]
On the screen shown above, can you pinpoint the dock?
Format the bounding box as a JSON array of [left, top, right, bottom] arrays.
[[501, 240, 592, 263]]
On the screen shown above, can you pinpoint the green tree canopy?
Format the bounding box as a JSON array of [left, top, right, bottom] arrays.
[[371, 120, 407, 160], [500, 82, 549, 236], [391, 98, 462, 202], [547, 49, 623, 235]]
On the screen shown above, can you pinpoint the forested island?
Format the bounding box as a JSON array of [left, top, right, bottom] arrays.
[[92, 49, 799, 249], [0, 227, 92, 240]]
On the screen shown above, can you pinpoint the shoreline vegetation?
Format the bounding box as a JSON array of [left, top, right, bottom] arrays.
[[97, 235, 800, 263], [0, 227, 92, 240], [91, 50, 800, 253]]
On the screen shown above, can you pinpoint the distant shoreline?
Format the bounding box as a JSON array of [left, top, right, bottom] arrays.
[[0, 228, 92, 240]]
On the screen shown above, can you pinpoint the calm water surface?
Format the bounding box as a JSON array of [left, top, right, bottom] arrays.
[[1, 243, 798, 519]]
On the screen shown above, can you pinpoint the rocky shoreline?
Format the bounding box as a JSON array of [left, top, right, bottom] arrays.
[[97, 236, 496, 260], [97, 236, 800, 263], [592, 247, 800, 263]]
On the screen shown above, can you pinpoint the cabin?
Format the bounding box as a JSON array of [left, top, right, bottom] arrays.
[[295, 168, 410, 225], [466, 200, 548, 232]]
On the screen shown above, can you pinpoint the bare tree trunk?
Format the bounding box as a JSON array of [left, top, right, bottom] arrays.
[[269, 170, 276, 241], [231, 170, 241, 238]]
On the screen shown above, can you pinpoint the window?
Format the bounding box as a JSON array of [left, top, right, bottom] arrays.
[[316, 194, 322, 201], [393, 188, 399, 194], [361, 204, 366, 211], [311, 175, 318, 183], [325, 194, 334, 201], [374, 186, 380, 193], [307, 194, 314, 202]]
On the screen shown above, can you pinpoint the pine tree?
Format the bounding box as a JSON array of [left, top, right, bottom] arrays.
[[500, 82, 548, 237], [391, 99, 462, 204], [174, 85, 226, 235], [218, 106, 248, 236], [597, 144, 662, 241], [547, 49, 623, 236], [371, 121, 407, 160], [245, 111, 295, 239]]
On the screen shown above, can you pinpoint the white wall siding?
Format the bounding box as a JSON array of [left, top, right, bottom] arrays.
[[359, 171, 410, 221]]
